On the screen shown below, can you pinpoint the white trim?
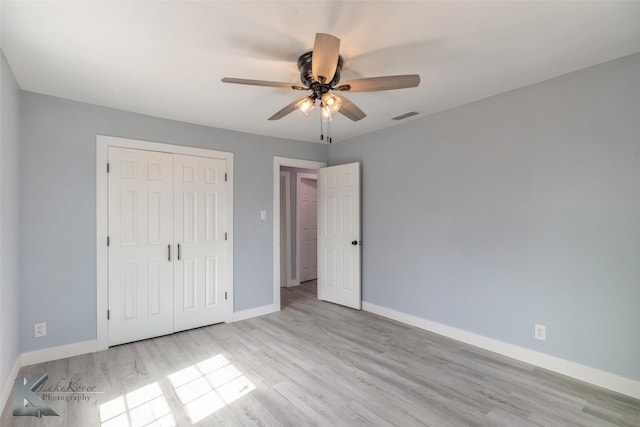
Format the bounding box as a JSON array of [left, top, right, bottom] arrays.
[[1, 340, 98, 409], [96, 135, 234, 351], [21, 340, 98, 367], [96, 138, 108, 351], [279, 171, 292, 287], [0, 356, 21, 415], [363, 302, 640, 400], [295, 172, 318, 284], [288, 280, 301, 288], [233, 304, 277, 322], [273, 157, 326, 311]]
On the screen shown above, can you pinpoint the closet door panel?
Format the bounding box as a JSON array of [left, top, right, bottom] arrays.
[[108, 147, 174, 346], [173, 155, 227, 331]]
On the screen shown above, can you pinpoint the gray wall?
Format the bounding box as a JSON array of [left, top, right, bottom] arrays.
[[1, 51, 20, 393], [8, 46, 640, 383], [329, 52, 640, 380], [19, 92, 327, 352]]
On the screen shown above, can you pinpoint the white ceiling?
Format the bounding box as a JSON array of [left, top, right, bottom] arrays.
[[2, 1, 640, 143]]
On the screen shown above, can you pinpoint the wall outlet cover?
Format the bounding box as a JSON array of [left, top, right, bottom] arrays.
[[34, 322, 47, 338]]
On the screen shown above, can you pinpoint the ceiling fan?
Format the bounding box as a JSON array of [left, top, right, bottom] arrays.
[[221, 33, 420, 142]]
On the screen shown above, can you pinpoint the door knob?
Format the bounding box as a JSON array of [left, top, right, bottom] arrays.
[[352, 240, 358, 246]]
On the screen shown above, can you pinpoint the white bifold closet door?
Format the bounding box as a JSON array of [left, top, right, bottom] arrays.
[[108, 147, 227, 346], [173, 154, 227, 332]]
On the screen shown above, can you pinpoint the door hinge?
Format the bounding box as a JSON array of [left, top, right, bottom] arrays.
[[224, 173, 228, 182], [107, 162, 110, 173], [107, 236, 110, 246], [225, 292, 228, 300], [224, 232, 227, 241], [107, 310, 110, 320]]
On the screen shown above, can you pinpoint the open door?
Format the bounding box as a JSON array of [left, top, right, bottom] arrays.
[[318, 162, 361, 309]]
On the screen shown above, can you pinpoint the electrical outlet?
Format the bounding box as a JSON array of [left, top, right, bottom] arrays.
[[34, 322, 47, 338], [535, 324, 546, 341]]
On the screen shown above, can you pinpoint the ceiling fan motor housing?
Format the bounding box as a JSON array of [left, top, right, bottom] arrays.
[[297, 51, 344, 100]]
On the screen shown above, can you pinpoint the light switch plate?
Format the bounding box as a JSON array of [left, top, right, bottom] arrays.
[[535, 324, 546, 341]]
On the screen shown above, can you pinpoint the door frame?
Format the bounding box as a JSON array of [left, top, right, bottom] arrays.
[[273, 157, 326, 310], [296, 172, 318, 284], [96, 135, 234, 351], [279, 170, 294, 287]]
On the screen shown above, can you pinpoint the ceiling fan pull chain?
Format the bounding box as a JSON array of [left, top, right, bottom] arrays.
[[320, 113, 324, 141]]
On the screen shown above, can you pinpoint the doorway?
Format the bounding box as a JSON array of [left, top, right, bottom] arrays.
[[273, 157, 362, 312], [279, 167, 318, 289], [273, 157, 326, 310]]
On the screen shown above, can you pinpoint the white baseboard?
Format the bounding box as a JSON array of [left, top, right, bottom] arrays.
[[1, 356, 21, 415], [362, 302, 640, 400], [233, 304, 277, 322], [21, 340, 97, 367]]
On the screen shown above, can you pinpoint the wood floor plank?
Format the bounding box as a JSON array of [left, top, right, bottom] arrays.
[[2, 284, 639, 426]]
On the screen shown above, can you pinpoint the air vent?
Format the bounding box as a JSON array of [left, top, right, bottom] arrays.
[[392, 111, 419, 120]]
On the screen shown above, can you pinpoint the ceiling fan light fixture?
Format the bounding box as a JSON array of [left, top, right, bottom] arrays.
[[295, 97, 315, 117], [321, 93, 342, 114]]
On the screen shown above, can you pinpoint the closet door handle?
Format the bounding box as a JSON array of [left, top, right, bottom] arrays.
[[168, 244, 171, 262], [177, 244, 181, 261]]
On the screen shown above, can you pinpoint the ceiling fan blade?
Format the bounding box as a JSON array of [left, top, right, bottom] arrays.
[[221, 77, 306, 90], [268, 97, 308, 120], [334, 94, 366, 121], [335, 74, 420, 92], [311, 33, 340, 83]]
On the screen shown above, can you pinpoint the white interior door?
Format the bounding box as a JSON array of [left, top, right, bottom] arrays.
[[173, 154, 227, 332], [298, 176, 317, 282], [318, 162, 361, 309], [108, 147, 174, 346]]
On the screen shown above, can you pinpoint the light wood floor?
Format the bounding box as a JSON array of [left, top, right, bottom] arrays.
[[2, 285, 639, 426]]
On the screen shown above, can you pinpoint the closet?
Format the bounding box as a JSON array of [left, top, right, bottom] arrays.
[[107, 147, 228, 346]]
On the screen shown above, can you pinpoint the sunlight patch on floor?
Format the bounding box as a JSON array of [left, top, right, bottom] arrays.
[[98, 354, 254, 426], [168, 354, 255, 423], [99, 382, 175, 427]]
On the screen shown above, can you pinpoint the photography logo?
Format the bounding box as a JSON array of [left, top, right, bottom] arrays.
[[13, 373, 59, 418]]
